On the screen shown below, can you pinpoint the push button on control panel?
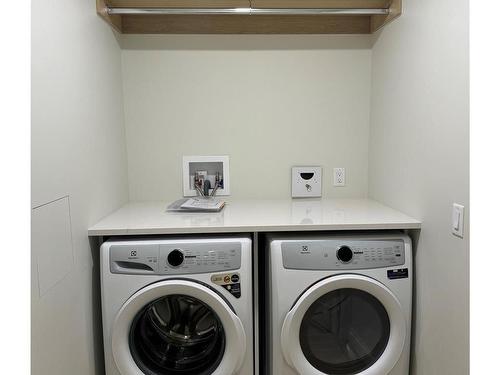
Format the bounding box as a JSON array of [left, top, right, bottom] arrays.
[[167, 249, 184, 267]]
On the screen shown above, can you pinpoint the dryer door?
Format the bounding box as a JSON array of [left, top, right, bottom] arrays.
[[281, 274, 406, 375], [112, 279, 246, 375]]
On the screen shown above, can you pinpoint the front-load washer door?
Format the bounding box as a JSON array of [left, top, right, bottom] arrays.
[[112, 279, 246, 375], [281, 274, 406, 375]]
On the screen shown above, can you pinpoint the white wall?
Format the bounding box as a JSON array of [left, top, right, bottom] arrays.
[[120, 35, 372, 201], [31, 0, 129, 374], [368, 1, 469, 374]]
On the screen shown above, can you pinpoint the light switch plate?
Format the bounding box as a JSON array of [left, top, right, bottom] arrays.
[[291, 166, 322, 198], [452, 203, 465, 238]]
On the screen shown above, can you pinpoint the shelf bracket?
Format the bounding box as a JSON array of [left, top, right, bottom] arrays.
[[97, 0, 122, 32], [371, 0, 402, 32]]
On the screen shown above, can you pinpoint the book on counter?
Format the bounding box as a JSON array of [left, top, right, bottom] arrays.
[[166, 198, 226, 213]]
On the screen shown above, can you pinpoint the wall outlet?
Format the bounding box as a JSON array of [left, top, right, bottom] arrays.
[[334, 168, 345, 186]]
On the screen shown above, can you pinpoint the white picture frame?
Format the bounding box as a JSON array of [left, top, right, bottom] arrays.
[[182, 155, 230, 197]]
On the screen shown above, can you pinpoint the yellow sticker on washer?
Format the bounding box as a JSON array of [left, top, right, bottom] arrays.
[[211, 272, 240, 285]]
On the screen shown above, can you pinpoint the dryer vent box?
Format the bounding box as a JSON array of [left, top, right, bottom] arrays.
[[291, 166, 322, 198]]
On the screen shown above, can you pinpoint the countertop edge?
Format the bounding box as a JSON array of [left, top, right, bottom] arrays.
[[88, 222, 422, 236]]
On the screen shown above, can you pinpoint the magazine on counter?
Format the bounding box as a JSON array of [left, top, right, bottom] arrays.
[[166, 198, 225, 213]]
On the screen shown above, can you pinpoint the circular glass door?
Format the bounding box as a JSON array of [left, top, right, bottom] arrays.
[[129, 294, 225, 375], [281, 274, 406, 375], [299, 288, 390, 374], [112, 279, 246, 375]]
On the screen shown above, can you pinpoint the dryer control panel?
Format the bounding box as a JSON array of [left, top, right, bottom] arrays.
[[109, 242, 241, 275], [282, 239, 405, 270]]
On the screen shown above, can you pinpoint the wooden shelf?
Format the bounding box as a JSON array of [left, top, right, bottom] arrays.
[[250, 1, 392, 8], [105, 0, 251, 8], [97, 0, 402, 34]]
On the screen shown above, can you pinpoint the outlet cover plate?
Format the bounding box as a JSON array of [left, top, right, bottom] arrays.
[[334, 167, 346, 186], [291, 166, 322, 198]]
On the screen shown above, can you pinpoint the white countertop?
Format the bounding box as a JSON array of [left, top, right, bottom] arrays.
[[88, 198, 421, 236]]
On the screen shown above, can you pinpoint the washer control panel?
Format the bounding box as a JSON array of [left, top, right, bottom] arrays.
[[282, 239, 405, 270], [110, 242, 241, 275]]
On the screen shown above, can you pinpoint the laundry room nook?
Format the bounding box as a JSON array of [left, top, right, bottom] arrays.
[[29, 1, 471, 375]]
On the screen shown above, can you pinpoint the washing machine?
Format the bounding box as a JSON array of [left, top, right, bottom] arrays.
[[266, 233, 412, 375], [101, 237, 254, 375]]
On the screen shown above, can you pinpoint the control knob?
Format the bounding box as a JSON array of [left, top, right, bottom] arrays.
[[167, 249, 184, 267], [337, 246, 353, 263]]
